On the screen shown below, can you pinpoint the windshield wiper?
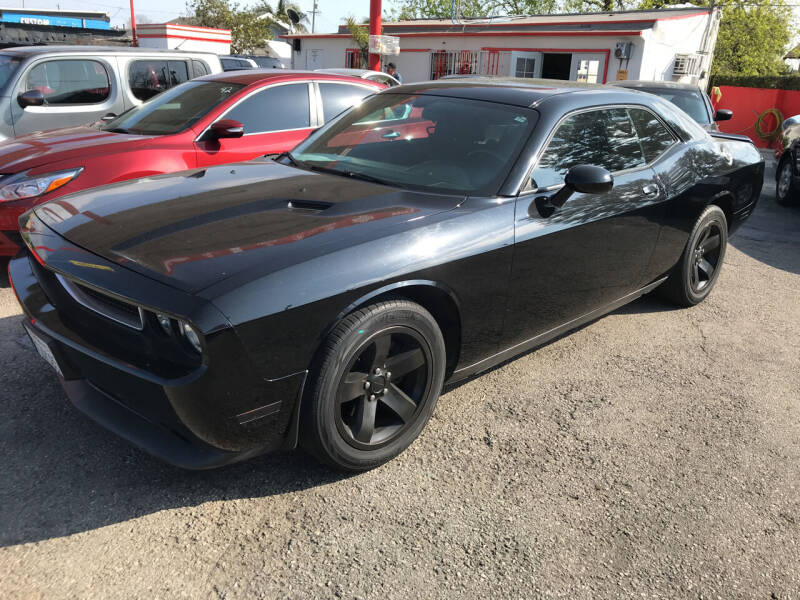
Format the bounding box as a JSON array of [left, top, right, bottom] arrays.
[[304, 163, 399, 187], [104, 127, 130, 134]]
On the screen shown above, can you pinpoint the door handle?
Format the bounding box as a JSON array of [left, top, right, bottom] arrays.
[[642, 183, 659, 196], [381, 130, 400, 139]]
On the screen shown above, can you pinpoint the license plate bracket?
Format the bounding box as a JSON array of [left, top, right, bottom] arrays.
[[25, 324, 63, 378]]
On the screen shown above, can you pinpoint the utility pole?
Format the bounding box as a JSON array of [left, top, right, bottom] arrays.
[[309, 0, 319, 34]]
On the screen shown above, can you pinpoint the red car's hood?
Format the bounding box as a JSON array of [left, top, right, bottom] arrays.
[[0, 126, 156, 173]]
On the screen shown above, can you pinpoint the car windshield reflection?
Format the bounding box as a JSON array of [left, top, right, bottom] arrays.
[[291, 93, 537, 196]]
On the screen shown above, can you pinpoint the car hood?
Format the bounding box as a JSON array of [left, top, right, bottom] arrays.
[[35, 160, 463, 293], [0, 126, 154, 172]]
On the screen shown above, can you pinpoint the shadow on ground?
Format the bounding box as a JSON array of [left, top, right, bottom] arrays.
[[730, 176, 800, 275]]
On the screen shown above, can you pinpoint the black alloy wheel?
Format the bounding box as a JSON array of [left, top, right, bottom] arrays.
[[689, 222, 723, 294], [302, 299, 446, 471], [657, 204, 728, 307], [335, 328, 430, 449]]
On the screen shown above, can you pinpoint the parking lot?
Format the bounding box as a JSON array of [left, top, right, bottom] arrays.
[[1, 161, 798, 599]]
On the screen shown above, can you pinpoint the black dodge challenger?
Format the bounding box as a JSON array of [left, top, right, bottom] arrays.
[[8, 80, 764, 471]]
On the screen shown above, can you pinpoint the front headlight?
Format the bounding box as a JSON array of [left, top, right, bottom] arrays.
[[0, 167, 83, 202], [178, 321, 202, 353]]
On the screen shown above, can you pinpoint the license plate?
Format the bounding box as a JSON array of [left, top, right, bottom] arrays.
[[26, 327, 63, 377]]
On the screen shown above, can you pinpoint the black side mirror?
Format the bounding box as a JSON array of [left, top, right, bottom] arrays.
[[18, 89, 45, 108], [208, 119, 244, 140], [550, 164, 614, 208], [714, 109, 733, 122]]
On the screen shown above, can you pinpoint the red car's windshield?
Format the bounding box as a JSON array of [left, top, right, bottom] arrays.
[[102, 80, 245, 136]]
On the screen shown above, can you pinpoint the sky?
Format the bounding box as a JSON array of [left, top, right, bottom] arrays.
[[3, 0, 370, 32]]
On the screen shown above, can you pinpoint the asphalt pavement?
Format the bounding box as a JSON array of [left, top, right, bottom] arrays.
[[1, 161, 798, 599]]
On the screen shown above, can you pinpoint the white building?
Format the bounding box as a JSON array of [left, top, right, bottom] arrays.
[[284, 7, 719, 86], [137, 23, 231, 55]]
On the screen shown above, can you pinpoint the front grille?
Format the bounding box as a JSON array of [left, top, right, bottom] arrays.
[[55, 273, 144, 330]]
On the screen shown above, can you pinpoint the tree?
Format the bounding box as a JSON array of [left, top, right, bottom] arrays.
[[188, 0, 274, 54], [345, 17, 377, 67], [390, 0, 559, 20], [255, 0, 309, 33], [709, 2, 792, 76]]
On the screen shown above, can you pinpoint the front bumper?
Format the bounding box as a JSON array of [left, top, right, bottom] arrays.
[[8, 238, 307, 469]]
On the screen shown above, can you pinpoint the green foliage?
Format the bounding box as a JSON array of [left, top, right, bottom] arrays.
[[712, 2, 792, 76], [562, 0, 630, 12], [255, 0, 309, 33], [710, 74, 800, 90], [188, 0, 274, 54], [389, 0, 559, 20]]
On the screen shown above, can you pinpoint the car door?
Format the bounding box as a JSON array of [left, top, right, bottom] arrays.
[[505, 106, 669, 349], [12, 57, 121, 136], [195, 82, 316, 166]]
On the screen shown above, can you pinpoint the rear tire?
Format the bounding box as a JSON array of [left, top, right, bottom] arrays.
[[776, 157, 799, 206], [301, 299, 446, 472], [657, 205, 728, 307]]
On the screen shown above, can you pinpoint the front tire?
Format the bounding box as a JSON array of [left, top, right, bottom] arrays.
[[776, 157, 798, 206], [301, 299, 446, 472], [658, 205, 728, 307]]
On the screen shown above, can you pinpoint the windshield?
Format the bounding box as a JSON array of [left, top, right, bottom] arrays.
[[0, 54, 22, 92], [636, 87, 711, 125], [291, 92, 537, 195], [101, 80, 244, 135]]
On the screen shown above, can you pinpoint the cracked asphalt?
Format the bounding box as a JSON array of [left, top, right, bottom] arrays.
[[1, 159, 798, 599]]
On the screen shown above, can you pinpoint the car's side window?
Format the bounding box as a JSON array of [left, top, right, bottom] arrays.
[[628, 107, 677, 163], [192, 59, 210, 78], [129, 60, 190, 101], [319, 83, 372, 122], [224, 83, 311, 134], [531, 108, 646, 189], [25, 59, 110, 105]]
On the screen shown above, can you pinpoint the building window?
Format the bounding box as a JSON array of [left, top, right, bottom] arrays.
[[576, 59, 600, 84], [514, 57, 536, 78], [430, 50, 478, 80], [345, 48, 364, 69]]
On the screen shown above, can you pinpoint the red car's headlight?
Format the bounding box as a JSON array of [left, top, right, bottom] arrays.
[[0, 168, 83, 202]]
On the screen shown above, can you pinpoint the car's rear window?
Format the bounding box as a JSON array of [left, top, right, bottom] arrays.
[[635, 87, 710, 124]]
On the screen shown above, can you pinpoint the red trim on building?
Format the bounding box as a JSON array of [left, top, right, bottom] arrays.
[[137, 34, 232, 42], [381, 10, 707, 29], [138, 23, 232, 34], [283, 30, 642, 39]]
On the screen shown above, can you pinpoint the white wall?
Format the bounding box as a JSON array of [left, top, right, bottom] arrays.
[[638, 13, 712, 83]]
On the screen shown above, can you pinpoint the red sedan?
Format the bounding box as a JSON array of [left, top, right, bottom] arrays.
[[0, 70, 384, 256]]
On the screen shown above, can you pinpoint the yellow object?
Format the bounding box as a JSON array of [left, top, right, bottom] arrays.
[[616, 70, 628, 81]]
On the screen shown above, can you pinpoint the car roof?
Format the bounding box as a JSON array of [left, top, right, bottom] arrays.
[[197, 69, 385, 86], [389, 77, 639, 108], [0, 45, 219, 58], [610, 80, 703, 91]]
